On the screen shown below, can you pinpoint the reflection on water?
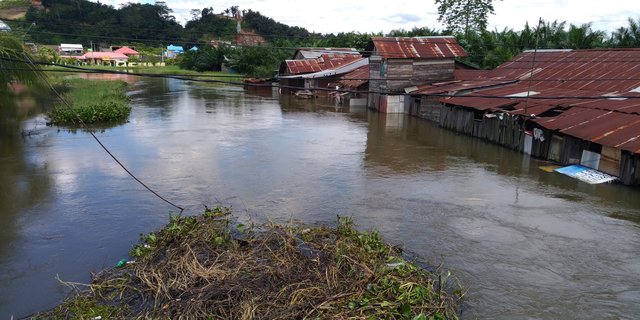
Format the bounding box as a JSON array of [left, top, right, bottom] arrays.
[[0, 78, 639, 319]]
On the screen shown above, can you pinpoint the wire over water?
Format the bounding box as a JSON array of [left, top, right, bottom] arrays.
[[18, 53, 185, 213]]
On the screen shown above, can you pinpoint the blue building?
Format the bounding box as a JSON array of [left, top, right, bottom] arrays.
[[165, 44, 184, 58]]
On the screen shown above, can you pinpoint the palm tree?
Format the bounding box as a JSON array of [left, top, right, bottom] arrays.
[[609, 17, 640, 47], [0, 33, 42, 92], [567, 23, 605, 49]]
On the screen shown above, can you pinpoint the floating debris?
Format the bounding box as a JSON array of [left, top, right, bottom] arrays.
[[33, 206, 463, 319]]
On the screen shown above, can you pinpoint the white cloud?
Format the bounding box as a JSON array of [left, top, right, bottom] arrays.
[[91, 0, 639, 35]]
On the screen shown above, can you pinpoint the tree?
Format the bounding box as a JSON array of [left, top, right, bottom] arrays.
[[434, 0, 500, 38], [609, 17, 640, 48], [0, 34, 42, 92]]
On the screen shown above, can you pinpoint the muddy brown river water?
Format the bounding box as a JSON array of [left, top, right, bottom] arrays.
[[1, 77, 639, 318]]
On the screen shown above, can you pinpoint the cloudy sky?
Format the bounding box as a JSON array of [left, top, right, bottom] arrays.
[[101, 0, 639, 35]]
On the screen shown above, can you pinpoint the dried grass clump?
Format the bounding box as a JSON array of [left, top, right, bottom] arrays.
[[37, 206, 463, 319]]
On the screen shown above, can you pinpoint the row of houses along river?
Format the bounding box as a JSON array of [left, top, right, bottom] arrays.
[[0, 37, 639, 318]]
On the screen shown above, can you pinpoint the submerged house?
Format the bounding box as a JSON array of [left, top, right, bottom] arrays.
[[339, 64, 371, 106], [411, 48, 640, 185], [364, 36, 468, 113], [278, 49, 365, 96]]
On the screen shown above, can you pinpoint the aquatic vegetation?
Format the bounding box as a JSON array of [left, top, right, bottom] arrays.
[[47, 79, 131, 125], [35, 206, 463, 319]]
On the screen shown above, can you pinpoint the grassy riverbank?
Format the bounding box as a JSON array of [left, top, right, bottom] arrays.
[[35, 207, 463, 319], [47, 78, 131, 126], [47, 65, 244, 83]]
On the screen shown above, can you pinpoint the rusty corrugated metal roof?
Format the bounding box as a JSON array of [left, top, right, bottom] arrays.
[[416, 48, 640, 153], [509, 102, 559, 116], [414, 80, 514, 95], [595, 121, 640, 153], [453, 69, 490, 80], [531, 107, 640, 152], [370, 36, 467, 59], [487, 49, 640, 93], [340, 65, 370, 89], [284, 54, 362, 75], [295, 48, 360, 59], [440, 96, 518, 110]]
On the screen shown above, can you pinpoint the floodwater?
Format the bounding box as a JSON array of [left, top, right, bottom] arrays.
[[1, 77, 639, 319]]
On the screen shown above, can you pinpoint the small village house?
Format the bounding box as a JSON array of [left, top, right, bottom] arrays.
[[80, 51, 128, 66], [364, 36, 468, 113], [339, 64, 370, 106], [58, 43, 84, 55], [278, 48, 365, 96], [165, 44, 184, 58]]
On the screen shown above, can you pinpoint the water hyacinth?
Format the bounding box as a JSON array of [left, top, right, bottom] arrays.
[[34, 207, 463, 319], [48, 79, 131, 126]]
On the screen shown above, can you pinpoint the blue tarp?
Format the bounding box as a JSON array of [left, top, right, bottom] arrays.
[[554, 165, 617, 184]]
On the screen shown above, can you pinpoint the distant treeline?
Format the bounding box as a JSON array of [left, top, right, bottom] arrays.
[[6, 0, 640, 73]]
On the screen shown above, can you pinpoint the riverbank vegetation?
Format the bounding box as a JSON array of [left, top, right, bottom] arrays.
[[36, 207, 462, 319], [46, 65, 244, 83], [0, 33, 42, 92], [47, 78, 131, 126]]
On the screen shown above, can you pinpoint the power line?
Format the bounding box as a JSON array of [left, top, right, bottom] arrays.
[[12, 54, 185, 213]]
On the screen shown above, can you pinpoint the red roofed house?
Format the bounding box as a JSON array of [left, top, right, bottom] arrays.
[[364, 36, 468, 113], [113, 46, 140, 58], [81, 51, 128, 66]]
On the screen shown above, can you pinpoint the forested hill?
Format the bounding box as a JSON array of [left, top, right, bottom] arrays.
[[16, 0, 314, 47]]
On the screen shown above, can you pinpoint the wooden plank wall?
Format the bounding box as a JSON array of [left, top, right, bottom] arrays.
[[620, 152, 640, 185], [599, 146, 621, 177], [415, 97, 442, 122], [413, 59, 455, 83], [438, 106, 524, 151], [386, 59, 413, 90], [386, 59, 454, 91]]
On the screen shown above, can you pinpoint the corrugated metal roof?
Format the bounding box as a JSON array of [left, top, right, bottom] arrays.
[[453, 69, 490, 80], [440, 96, 518, 110], [295, 48, 360, 59], [280, 58, 368, 79], [595, 121, 640, 153], [339, 65, 370, 89], [487, 49, 640, 93], [414, 48, 640, 153], [370, 36, 467, 59], [284, 54, 362, 75], [413, 79, 514, 95], [530, 107, 640, 152], [509, 102, 559, 116]]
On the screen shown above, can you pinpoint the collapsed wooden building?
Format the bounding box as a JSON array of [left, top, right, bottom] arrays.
[[278, 48, 365, 97]]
